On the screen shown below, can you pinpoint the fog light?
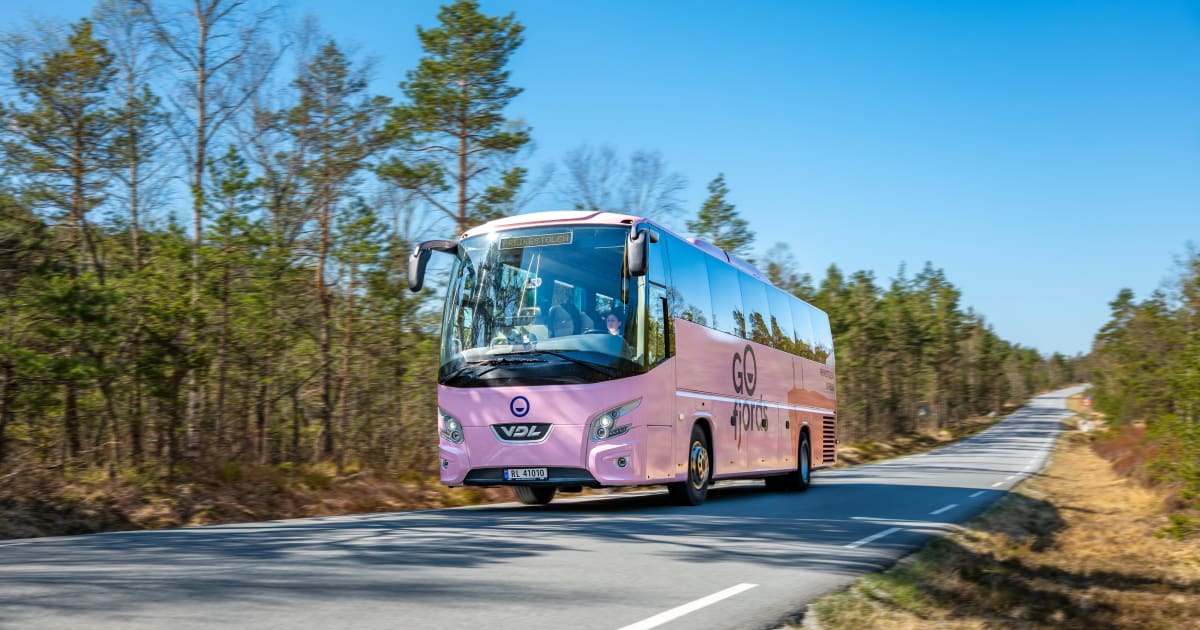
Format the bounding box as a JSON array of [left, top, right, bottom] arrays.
[[441, 458, 449, 470], [616, 457, 627, 468]]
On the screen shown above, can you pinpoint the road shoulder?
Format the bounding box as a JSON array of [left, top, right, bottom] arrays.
[[794, 425, 1200, 629]]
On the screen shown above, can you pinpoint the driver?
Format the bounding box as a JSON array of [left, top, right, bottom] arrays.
[[604, 307, 625, 336]]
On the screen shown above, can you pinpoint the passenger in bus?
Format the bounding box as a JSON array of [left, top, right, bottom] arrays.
[[605, 308, 625, 336], [549, 301, 583, 337]]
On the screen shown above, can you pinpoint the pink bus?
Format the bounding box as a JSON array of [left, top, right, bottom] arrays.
[[408, 211, 837, 506]]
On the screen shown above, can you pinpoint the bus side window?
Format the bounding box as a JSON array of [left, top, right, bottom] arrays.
[[647, 283, 669, 363], [811, 308, 835, 365], [790, 300, 815, 360], [665, 236, 711, 327], [706, 255, 741, 337], [739, 272, 771, 346], [648, 236, 668, 286], [766, 287, 795, 353]]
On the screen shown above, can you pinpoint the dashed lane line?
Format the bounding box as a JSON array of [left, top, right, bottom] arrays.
[[617, 583, 758, 630], [844, 527, 904, 549]]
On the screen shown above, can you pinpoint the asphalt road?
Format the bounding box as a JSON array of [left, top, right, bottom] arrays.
[[0, 385, 1086, 630]]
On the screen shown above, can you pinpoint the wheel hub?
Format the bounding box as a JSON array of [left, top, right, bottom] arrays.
[[689, 440, 709, 490]]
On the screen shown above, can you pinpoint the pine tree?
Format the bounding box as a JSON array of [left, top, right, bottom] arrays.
[[687, 174, 754, 257], [332, 198, 385, 472], [204, 145, 263, 452], [285, 38, 390, 460], [379, 0, 530, 233], [3, 18, 116, 280], [2, 18, 120, 465]]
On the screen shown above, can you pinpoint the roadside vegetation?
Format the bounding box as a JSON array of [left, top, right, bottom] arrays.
[[1087, 249, 1200, 538], [0, 464, 512, 539], [1, 0, 1081, 539], [803, 403, 1200, 629]]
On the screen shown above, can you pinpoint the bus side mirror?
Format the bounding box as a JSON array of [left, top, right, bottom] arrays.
[[408, 239, 459, 292], [627, 227, 659, 277]]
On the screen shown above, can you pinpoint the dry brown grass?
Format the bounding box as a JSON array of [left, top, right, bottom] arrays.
[[806, 431, 1200, 629], [0, 463, 514, 540]]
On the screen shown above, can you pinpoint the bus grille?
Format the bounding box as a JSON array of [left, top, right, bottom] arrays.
[[822, 416, 837, 463]]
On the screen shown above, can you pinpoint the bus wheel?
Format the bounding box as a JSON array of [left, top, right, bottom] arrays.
[[669, 425, 711, 506], [768, 432, 812, 492], [513, 486, 556, 505]]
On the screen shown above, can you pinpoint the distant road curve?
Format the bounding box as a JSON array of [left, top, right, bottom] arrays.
[[0, 386, 1086, 630]]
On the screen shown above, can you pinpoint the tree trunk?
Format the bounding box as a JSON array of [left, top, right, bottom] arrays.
[[215, 256, 230, 450], [256, 361, 269, 464], [99, 375, 123, 469], [64, 382, 81, 463], [0, 364, 14, 465], [334, 262, 358, 474], [186, 3, 212, 461], [316, 201, 334, 459]]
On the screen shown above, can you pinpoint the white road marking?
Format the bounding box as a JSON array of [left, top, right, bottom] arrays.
[[617, 583, 758, 630], [929, 504, 957, 516], [844, 527, 903, 549], [969, 491, 986, 498], [1005, 475, 1016, 481], [992, 481, 1005, 487]]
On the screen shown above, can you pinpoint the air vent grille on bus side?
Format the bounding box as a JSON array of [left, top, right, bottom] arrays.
[[822, 416, 836, 463]]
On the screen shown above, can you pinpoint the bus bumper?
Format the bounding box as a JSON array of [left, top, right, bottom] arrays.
[[440, 425, 660, 487]]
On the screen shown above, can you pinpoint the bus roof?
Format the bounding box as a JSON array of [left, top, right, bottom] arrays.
[[459, 210, 640, 238], [461, 210, 768, 283]]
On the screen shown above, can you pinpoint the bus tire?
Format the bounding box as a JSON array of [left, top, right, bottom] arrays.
[[513, 486, 556, 505], [768, 432, 812, 492], [668, 424, 711, 506]]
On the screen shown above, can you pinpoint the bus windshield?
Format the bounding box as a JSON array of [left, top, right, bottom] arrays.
[[438, 225, 645, 387]]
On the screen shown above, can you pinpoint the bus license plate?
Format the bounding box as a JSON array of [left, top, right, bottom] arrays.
[[504, 467, 548, 481]]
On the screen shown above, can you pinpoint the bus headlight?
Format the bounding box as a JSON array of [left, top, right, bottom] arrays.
[[589, 398, 641, 442], [439, 409, 464, 444]]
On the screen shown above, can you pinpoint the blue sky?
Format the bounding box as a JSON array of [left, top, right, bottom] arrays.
[[4, 1, 1199, 356]]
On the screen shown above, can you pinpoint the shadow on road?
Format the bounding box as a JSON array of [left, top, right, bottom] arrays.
[[0, 390, 1084, 620]]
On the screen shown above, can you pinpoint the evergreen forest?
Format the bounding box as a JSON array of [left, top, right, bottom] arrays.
[[1089, 250, 1200, 536]]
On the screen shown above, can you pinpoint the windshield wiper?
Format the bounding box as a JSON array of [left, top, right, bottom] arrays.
[[442, 356, 549, 382], [475, 356, 548, 365], [510, 349, 618, 378]]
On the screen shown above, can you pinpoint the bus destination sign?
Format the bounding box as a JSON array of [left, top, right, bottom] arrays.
[[500, 232, 572, 249]]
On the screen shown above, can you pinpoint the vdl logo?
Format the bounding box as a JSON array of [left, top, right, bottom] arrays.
[[493, 422, 552, 442], [510, 395, 530, 417], [731, 344, 757, 396]]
